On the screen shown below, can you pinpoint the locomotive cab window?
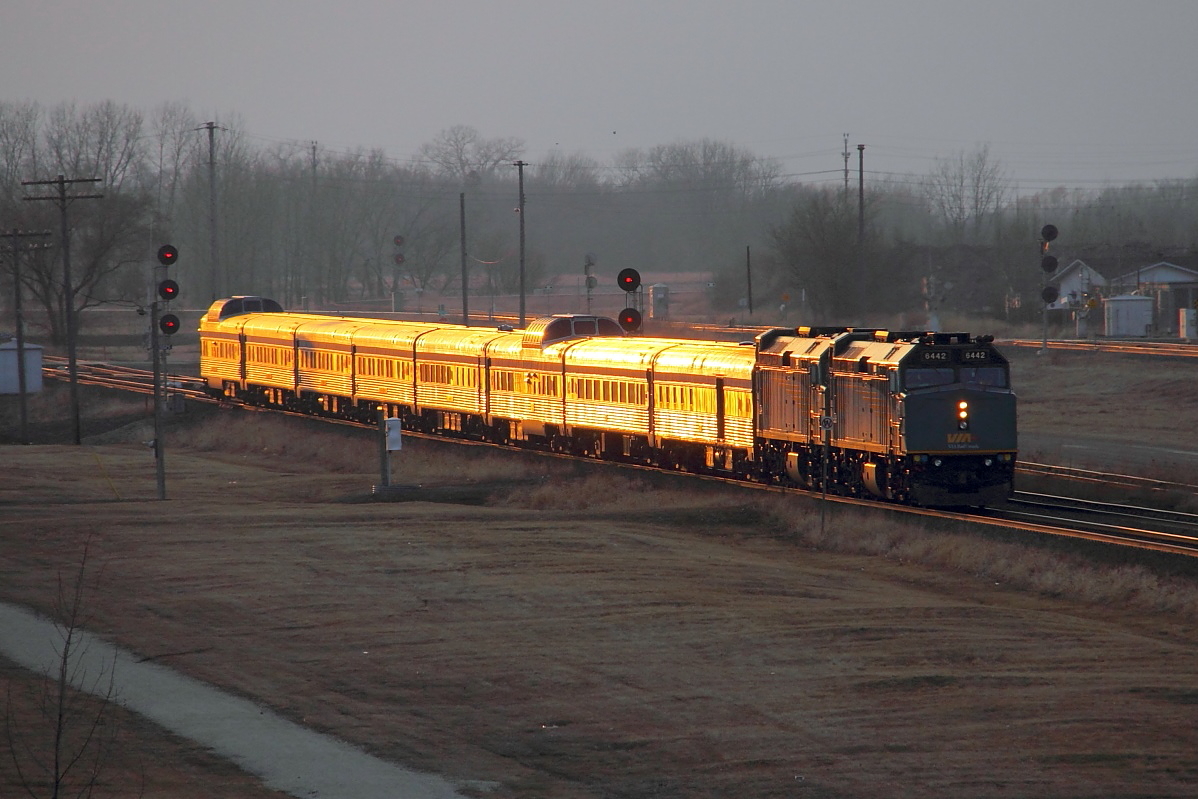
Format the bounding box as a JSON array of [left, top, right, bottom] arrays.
[[904, 367, 955, 389], [960, 366, 1008, 387]]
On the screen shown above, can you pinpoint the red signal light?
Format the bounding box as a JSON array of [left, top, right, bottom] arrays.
[[617, 268, 641, 292], [617, 307, 642, 332], [157, 279, 179, 301], [157, 244, 178, 266], [159, 314, 181, 335]]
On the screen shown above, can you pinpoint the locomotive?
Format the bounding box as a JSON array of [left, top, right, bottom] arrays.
[[198, 296, 1017, 506]]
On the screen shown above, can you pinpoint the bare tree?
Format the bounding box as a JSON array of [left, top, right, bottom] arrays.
[[922, 144, 1009, 242], [642, 138, 780, 200], [771, 188, 866, 321], [0, 101, 41, 204], [3, 540, 130, 799], [17, 102, 152, 342], [148, 101, 200, 234], [531, 151, 601, 191], [418, 125, 524, 184], [42, 101, 146, 191]]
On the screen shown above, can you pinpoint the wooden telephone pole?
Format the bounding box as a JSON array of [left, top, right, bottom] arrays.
[[22, 175, 103, 445]]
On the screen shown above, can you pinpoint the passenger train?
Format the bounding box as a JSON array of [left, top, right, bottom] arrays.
[[198, 296, 1017, 506]]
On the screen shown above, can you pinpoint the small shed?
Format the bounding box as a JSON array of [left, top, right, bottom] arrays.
[[1103, 295, 1154, 338], [0, 339, 43, 394], [648, 284, 670, 319]]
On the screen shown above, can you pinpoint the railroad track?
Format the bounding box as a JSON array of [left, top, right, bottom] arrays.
[[991, 491, 1198, 557], [40, 356, 1198, 557], [42, 355, 210, 400], [1005, 338, 1198, 358], [1017, 460, 1198, 496]]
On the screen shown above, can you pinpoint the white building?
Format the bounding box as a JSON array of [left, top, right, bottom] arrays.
[[0, 338, 43, 394], [1045, 259, 1106, 312]]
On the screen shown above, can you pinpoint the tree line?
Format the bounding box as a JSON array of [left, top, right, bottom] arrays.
[[2, 100, 1196, 342]]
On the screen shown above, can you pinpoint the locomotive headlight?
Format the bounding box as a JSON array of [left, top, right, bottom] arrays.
[[933, 458, 942, 467], [957, 400, 970, 429], [984, 458, 993, 467]]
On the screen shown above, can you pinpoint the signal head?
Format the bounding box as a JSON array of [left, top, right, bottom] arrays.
[[159, 313, 181, 335], [1040, 224, 1058, 242], [157, 278, 179, 301], [157, 244, 178, 266], [617, 268, 641, 292], [618, 307, 642, 332]]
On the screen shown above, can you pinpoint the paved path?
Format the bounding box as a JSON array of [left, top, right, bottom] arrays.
[[0, 602, 470, 799]]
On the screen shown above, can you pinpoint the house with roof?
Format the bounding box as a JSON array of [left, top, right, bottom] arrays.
[[1107, 261, 1198, 335], [1045, 259, 1106, 312]]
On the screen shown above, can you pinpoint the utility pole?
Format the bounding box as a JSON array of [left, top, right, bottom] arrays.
[[857, 144, 865, 245], [200, 121, 224, 300], [745, 245, 753, 315], [514, 160, 527, 327], [22, 175, 103, 445], [459, 192, 469, 325], [1, 229, 52, 444], [857, 144, 866, 303], [307, 140, 317, 309], [843, 133, 850, 201]]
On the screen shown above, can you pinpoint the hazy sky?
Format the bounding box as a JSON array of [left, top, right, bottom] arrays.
[[5, 0, 1197, 191]]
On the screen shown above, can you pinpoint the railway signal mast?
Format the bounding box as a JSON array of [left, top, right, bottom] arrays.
[[584, 254, 597, 314], [1039, 224, 1059, 352], [150, 244, 179, 499]]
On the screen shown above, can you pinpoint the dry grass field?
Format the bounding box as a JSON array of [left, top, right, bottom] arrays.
[[2, 342, 1198, 798]]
